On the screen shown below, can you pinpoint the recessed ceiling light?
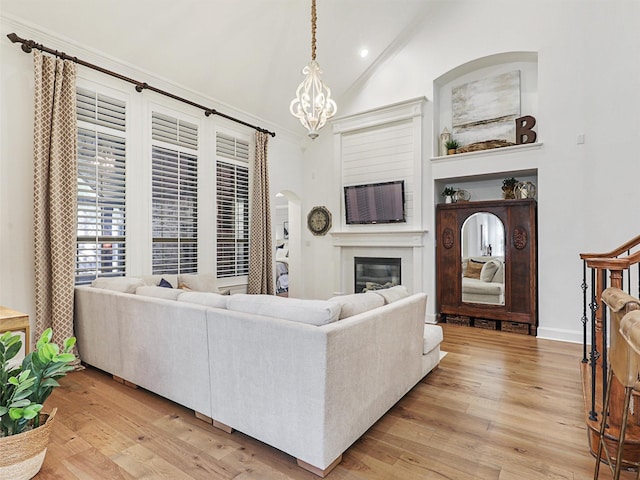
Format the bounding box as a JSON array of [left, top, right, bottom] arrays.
[[360, 48, 369, 58]]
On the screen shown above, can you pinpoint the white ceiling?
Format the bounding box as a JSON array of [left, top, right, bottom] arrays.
[[1, 0, 431, 138]]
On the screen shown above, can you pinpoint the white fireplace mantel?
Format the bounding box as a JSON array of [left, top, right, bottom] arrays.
[[331, 230, 428, 294], [331, 230, 427, 248]]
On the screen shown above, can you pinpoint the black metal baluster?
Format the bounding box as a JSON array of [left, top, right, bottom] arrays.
[[589, 267, 599, 421], [601, 268, 608, 421], [582, 259, 588, 363]]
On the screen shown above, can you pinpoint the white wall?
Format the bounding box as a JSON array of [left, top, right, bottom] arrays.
[[300, 0, 640, 342], [0, 17, 304, 330]]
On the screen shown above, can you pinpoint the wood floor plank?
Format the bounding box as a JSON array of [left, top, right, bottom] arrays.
[[35, 323, 624, 479]]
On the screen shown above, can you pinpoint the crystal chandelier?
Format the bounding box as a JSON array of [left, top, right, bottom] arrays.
[[290, 0, 337, 140]]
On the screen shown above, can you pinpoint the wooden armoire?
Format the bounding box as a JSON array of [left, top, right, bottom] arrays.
[[436, 198, 538, 335]]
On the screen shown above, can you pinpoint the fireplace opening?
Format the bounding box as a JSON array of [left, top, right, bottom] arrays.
[[354, 257, 401, 293]]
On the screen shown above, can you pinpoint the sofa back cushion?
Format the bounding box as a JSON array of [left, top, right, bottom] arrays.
[[227, 294, 340, 326], [178, 273, 218, 293], [91, 276, 145, 294], [135, 285, 183, 300], [178, 291, 228, 309], [328, 292, 384, 319]]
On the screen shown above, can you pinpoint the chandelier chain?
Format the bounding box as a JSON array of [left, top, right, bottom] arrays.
[[311, 0, 317, 61]]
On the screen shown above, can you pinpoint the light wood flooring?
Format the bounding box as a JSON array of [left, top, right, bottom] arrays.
[[35, 324, 622, 479]]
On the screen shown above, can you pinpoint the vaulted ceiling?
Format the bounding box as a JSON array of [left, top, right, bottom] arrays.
[[1, 0, 431, 137]]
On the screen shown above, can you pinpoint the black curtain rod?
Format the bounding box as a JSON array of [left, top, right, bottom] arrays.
[[7, 32, 276, 137]]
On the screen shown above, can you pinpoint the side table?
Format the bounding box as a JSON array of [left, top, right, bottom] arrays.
[[0, 306, 30, 354]]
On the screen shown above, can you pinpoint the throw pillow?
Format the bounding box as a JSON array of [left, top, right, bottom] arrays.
[[464, 261, 483, 279], [158, 278, 173, 288], [480, 260, 500, 282], [373, 285, 410, 304], [328, 292, 384, 319]]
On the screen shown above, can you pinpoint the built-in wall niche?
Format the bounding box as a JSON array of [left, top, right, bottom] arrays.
[[433, 51, 538, 158], [435, 170, 538, 205]]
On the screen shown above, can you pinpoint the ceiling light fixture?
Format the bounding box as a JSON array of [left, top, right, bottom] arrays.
[[360, 48, 369, 58], [289, 0, 337, 140]]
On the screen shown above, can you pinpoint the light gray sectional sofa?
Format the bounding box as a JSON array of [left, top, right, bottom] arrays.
[[74, 275, 443, 477]]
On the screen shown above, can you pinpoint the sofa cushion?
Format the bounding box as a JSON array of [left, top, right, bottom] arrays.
[[462, 278, 503, 295], [178, 273, 219, 293], [373, 285, 410, 304], [480, 260, 500, 282], [227, 294, 341, 326], [423, 324, 443, 354], [158, 277, 174, 288], [178, 291, 228, 309], [135, 285, 183, 300], [91, 276, 144, 294], [328, 292, 384, 319]]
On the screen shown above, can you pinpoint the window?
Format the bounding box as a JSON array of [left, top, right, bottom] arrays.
[[75, 87, 126, 284], [151, 112, 198, 274], [216, 132, 250, 278]]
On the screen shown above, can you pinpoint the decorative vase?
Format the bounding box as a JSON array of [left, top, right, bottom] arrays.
[[445, 195, 453, 204], [0, 409, 57, 480], [502, 185, 515, 199], [447, 148, 457, 155], [514, 181, 537, 199]]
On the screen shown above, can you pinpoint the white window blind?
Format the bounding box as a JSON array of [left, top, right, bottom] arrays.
[[151, 113, 198, 274], [216, 132, 250, 278], [75, 87, 127, 285]]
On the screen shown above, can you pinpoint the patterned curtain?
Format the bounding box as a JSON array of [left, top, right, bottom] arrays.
[[32, 51, 78, 350], [247, 132, 274, 295]]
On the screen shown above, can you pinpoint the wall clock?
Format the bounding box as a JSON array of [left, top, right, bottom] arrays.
[[307, 206, 332, 236]]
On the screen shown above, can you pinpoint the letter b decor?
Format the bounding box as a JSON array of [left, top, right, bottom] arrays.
[[515, 115, 537, 144]]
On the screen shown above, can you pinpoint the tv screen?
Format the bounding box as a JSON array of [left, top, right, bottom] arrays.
[[344, 180, 406, 224]]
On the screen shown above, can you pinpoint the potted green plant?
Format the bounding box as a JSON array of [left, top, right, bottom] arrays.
[[502, 177, 518, 199], [0, 328, 76, 479], [441, 186, 457, 203], [445, 139, 459, 155]]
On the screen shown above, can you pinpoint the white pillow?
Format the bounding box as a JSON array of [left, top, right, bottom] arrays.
[[328, 292, 384, 319], [227, 294, 340, 326], [91, 277, 144, 294], [480, 260, 500, 282], [373, 285, 410, 304], [135, 285, 182, 300], [177, 291, 228, 309]]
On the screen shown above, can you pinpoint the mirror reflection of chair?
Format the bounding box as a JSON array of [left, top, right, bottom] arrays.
[[594, 288, 640, 479]]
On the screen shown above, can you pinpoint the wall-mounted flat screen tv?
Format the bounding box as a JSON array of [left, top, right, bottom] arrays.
[[344, 180, 406, 224]]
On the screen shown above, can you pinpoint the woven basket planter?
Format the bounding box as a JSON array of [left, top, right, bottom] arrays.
[[0, 408, 57, 480]]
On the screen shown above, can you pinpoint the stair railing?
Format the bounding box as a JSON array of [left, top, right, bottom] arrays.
[[580, 235, 640, 423]]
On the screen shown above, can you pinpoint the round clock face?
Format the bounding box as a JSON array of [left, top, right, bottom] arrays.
[[307, 206, 332, 236]]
